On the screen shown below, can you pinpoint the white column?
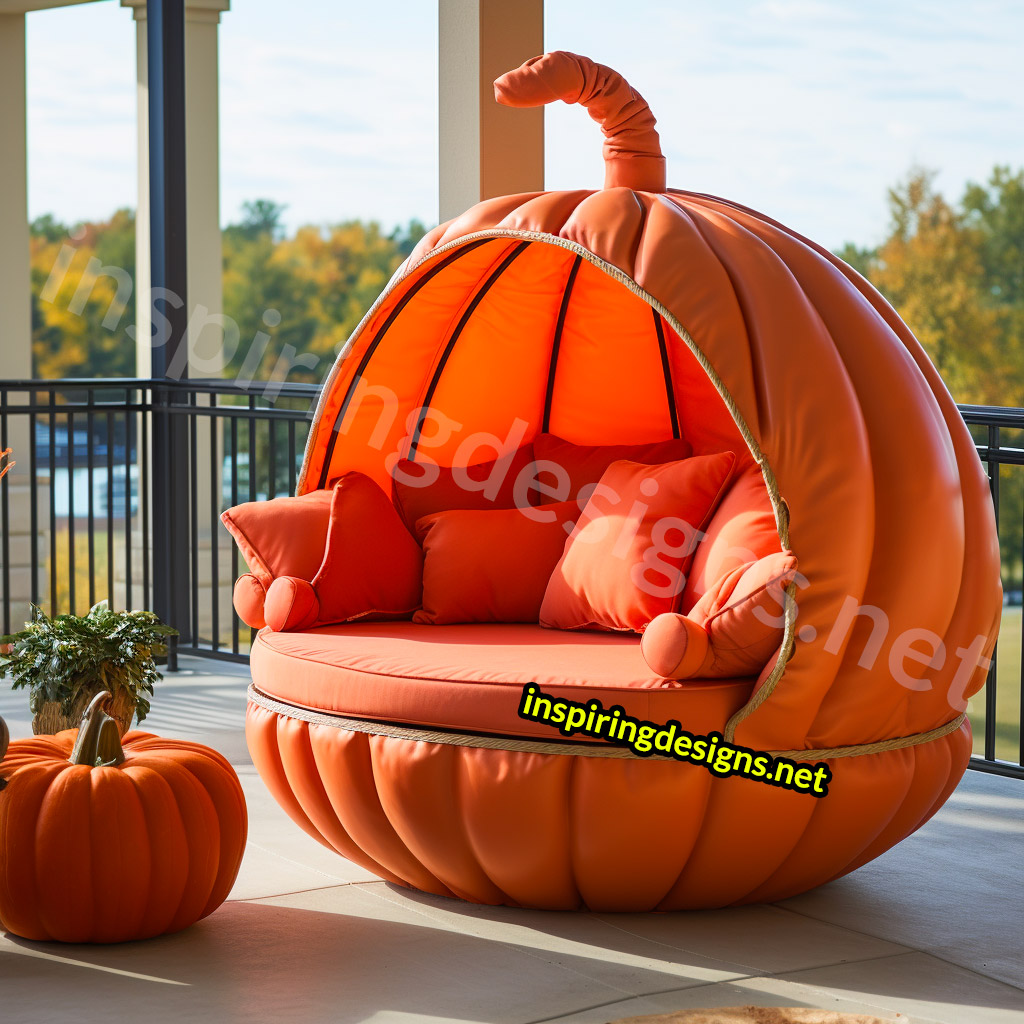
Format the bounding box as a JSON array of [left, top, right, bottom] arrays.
[[0, 11, 48, 629], [0, 13, 31, 385], [438, 0, 544, 222]]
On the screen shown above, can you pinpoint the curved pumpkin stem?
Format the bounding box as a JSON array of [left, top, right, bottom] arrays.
[[69, 691, 126, 768], [493, 51, 666, 193]]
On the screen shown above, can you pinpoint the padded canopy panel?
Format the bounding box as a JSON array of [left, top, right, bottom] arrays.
[[303, 237, 748, 494]]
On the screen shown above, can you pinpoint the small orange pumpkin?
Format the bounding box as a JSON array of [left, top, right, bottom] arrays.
[[0, 693, 247, 943]]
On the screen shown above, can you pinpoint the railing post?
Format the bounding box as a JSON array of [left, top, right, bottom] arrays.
[[147, 0, 191, 644]]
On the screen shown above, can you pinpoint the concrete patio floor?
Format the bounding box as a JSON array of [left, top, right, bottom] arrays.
[[1, 656, 1022, 1024]]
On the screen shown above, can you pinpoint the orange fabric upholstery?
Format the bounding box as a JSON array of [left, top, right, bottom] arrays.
[[221, 489, 334, 627], [250, 622, 752, 741], [541, 453, 736, 633], [261, 473, 423, 630], [414, 502, 581, 624], [264, 577, 319, 632], [642, 551, 799, 678], [232, 573, 268, 629], [221, 489, 333, 585], [392, 443, 536, 533], [532, 433, 693, 504], [682, 464, 782, 611]]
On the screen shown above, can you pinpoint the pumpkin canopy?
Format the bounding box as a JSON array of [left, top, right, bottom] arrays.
[[299, 51, 1000, 756]]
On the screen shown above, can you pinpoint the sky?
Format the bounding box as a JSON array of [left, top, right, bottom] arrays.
[[24, 0, 1024, 252]]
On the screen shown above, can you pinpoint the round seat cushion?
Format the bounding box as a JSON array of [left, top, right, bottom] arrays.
[[250, 622, 753, 741]]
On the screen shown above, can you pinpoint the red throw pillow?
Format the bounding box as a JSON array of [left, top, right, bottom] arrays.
[[391, 443, 536, 533], [413, 502, 582, 625], [540, 453, 737, 633], [641, 551, 799, 678], [532, 434, 694, 505], [263, 472, 423, 630], [221, 488, 334, 627]]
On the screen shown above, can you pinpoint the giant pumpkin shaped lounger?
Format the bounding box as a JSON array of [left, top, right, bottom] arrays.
[[242, 52, 1001, 910]]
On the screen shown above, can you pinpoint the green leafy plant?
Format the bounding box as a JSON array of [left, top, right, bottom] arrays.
[[0, 602, 177, 723]]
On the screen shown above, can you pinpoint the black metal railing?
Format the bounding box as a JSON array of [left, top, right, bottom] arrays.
[[0, 378, 318, 663], [960, 404, 1024, 780], [1, 380, 1022, 779]]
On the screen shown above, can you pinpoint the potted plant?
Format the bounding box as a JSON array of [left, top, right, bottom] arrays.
[[0, 601, 178, 736]]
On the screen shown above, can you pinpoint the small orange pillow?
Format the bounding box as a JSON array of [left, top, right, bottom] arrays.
[[391, 443, 537, 533], [414, 502, 582, 624], [540, 453, 737, 633], [532, 434, 693, 504], [641, 551, 799, 678], [221, 488, 334, 627], [264, 472, 423, 630]]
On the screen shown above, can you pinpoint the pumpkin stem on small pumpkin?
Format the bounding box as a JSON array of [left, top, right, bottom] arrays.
[[69, 691, 126, 768], [0, 715, 9, 790]]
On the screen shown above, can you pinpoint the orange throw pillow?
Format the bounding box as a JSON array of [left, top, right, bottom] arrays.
[[414, 502, 582, 624], [221, 488, 334, 627], [264, 472, 423, 630], [532, 434, 693, 504], [391, 443, 536, 533], [540, 453, 737, 633], [641, 551, 799, 678]]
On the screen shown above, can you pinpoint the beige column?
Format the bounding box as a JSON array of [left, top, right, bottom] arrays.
[[438, 0, 544, 222], [0, 10, 47, 628]]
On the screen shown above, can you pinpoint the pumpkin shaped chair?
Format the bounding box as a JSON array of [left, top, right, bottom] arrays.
[[243, 52, 1001, 910]]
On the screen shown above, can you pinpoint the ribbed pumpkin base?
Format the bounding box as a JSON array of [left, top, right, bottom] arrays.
[[245, 696, 970, 912]]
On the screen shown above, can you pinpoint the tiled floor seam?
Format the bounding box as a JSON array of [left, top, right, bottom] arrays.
[[773, 902, 1024, 993], [518, 956, 931, 1024], [230, 879, 371, 903], [351, 882, 651, 1003], [353, 883, 931, 1007]]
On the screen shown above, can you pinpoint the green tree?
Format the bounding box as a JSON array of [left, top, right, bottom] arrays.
[[30, 210, 137, 379], [839, 166, 1024, 587]]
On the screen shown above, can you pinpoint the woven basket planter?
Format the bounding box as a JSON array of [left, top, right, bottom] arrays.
[[32, 687, 136, 737]]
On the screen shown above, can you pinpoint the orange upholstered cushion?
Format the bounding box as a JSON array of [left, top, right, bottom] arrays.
[[642, 551, 799, 678], [250, 622, 753, 742], [264, 472, 423, 630], [222, 488, 334, 627], [414, 502, 582, 625], [232, 573, 269, 629], [681, 463, 782, 611], [540, 452, 737, 633], [391, 443, 536, 533], [221, 488, 333, 585], [532, 434, 693, 504]]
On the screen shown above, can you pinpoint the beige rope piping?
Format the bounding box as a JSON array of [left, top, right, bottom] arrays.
[[248, 685, 966, 764]]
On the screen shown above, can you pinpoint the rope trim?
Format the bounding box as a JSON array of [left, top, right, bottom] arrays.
[[247, 685, 966, 763]]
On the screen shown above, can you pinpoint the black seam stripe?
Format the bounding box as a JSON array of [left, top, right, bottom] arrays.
[[315, 238, 492, 489], [542, 254, 583, 433], [408, 241, 531, 459], [653, 308, 681, 439]]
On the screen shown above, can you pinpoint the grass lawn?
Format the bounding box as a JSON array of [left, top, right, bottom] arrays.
[[967, 604, 1021, 762]]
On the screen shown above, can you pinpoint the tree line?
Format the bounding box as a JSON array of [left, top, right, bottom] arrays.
[[26, 168, 1024, 584]]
